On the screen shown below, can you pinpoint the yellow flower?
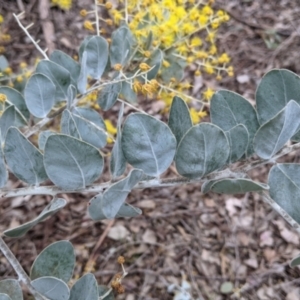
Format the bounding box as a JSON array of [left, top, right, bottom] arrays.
[[0, 15, 3, 24], [105, 119, 117, 143], [190, 108, 200, 124], [80, 9, 88, 17], [4, 67, 12, 75], [113, 64, 122, 71], [19, 62, 27, 69], [16, 75, 23, 83], [105, 2, 113, 9], [83, 20, 94, 31], [0, 94, 6, 102], [203, 88, 214, 101], [139, 63, 151, 71]]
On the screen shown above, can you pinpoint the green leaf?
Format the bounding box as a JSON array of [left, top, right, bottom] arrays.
[[110, 103, 126, 178], [78, 36, 93, 61], [225, 124, 249, 163], [77, 51, 88, 94], [30, 241, 75, 283], [0, 279, 23, 300], [144, 49, 162, 80], [122, 113, 176, 176], [67, 85, 77, 109], [253, 100, 300, 159], [175, 123, 229, 179], [0, 105, 27, 142], [72, 114, 107, 148], [0, 148, 7, 188], [210, 90, 259, 156], [290, 254, 300, 267], [202, 178, 268, 194], [161, 52, 186, 82], [168, 96, 192, 146], [60, 110, 81, 139], [38, 131, 56, 151], [4, 127, 48, 185], [31, 277, 70, 300], [89, 200, 142, 221], [50, 50, 80, 86], [69, 273, 98, 300], [44, 134, 103, 190], [0, 86, 30, 120], [120, 80, 137, 103], [102, 169, 143, 219], [73, 107, 106, 129], [256, 69, 300, 125], [36, 60, 71, 101], [24, 73, 56, 118], [110, 26, 135, 66], [0, 294, 11, 300], [85, 36, 108, 79], [0, 55, 9, 71], [98, 285, 114, 299], [97, 81, 122, 111], [4, 198, 67, 237], [269, 164, 300, 223], [220, 282, 233, 294]]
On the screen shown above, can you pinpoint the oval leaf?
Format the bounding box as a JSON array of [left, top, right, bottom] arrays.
[[110, 103, 126, 178], [73, 107, 106, 128], [225, 124, 249, 163], [168, 96, 192, 146], [144, 49, 162, 80], [122, 113, 176, 176], [0, 105, 27, 142], [0, 86, 30, 120], [24, 73, 56, 118], [269, 164, 300, 223], [210, 90, 259, 156], [97, 81, 122, 111], [290, 254, 300, 267], [110, 27, 135, 66], [0, 279, 23, 300], [4, 198, 67, 237], [38, 131, 56, 151], [60, 110, 80, 139], [50, 50, 80, 86], [77, 51, 88, 94], [253, 100, 300, 159], [256, 69, 300, 125], [67, 85, 77, 109], [30, 240, 75, 283], [85, 36, 108, 79], [69, 273, 98, 300], [0, 294, 11, 300], [36, 60, 71, 101], [44, 134, 103, 190], [101, 169, 143, 219], [175, 123, 230, 179], [31, 277, 70, 300], [73, 114, 107, 148], [4, 127, 48, 185], [0, 148, 7, 188], [207, 178, 269, 194], [120, 79, 137, 103]]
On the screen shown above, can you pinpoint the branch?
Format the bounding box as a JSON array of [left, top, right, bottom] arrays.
[[261, 193, 300, 234], [0, 237, 48, 300], [13, 13, 49, 60]]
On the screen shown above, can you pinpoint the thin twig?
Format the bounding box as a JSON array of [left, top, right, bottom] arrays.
[[0, 237, 48, 300], [13, 13, 49, 60], [94, 0, 100, 36]]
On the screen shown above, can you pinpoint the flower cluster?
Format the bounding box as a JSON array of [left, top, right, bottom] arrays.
[[83, 0, 233, 123], [0, 14, 11, 55], [51, 0, 72, 10]]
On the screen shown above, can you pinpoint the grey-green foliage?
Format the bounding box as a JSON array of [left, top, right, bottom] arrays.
[[3, 25, 300, 291], [30, 241, 75, 283], [0, 279, 23, 300], [31, 277, 70, 300], [4, 198, 66, 237]]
